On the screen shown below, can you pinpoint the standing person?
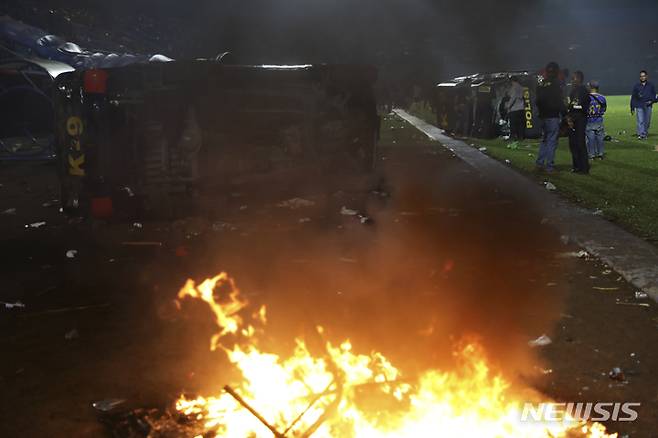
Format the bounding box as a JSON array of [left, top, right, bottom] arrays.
[[566, 71, 590, 174], [506, 76, 525, 140], [586, 81, 607, 159], [630, 70, 657, 139], [535, 62, 565, 173]]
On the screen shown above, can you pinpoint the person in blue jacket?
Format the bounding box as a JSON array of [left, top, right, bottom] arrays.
[[586, 81, 607, 159], [630, 70, 657, 139]]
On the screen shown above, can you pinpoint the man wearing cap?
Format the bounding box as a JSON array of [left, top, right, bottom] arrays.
[[630, 70, 657, 139], [586, 81, 607, 159]]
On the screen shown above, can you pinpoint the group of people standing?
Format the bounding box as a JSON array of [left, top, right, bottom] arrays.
[[533, 62, 607, 174], [530, 63, 656, 175]]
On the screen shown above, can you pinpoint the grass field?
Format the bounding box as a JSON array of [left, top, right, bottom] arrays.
[[407, 96, 658, 243]]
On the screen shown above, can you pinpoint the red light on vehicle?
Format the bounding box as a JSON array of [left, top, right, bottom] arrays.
[[83, 69, 108, 94], [90, 196, 113, 218]]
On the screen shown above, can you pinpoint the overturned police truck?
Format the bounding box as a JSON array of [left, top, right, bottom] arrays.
[[54, 61, 379, 218], [434, 71, 541, 139]]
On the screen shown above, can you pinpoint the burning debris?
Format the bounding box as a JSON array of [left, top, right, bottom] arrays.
[[131, 272, 616, 438]]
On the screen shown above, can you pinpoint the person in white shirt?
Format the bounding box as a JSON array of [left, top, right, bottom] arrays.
[[506, 76, 526, 140]]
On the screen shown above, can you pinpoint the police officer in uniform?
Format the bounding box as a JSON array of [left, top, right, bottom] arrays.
[[566, 71, 590, 174], [535, 62, 565, 173]]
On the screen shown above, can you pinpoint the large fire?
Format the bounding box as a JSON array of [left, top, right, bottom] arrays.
[[175, 273, 614, 438]]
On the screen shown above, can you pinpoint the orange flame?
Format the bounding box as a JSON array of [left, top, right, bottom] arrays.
[[176, 273, 615, 438]]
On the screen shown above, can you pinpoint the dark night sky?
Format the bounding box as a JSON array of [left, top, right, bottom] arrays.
[[4, 0, 658, 93]]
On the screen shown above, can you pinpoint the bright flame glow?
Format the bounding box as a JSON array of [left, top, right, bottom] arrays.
[[176, 273, 615, 438]]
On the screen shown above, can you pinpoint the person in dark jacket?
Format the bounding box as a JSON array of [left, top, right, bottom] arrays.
[[535, 62, 565, 173], [630, 70, 657, 139], [566, 71, 590, 174]]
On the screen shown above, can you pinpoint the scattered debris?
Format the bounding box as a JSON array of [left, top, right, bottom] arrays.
[[212, 222, 238, 232], [239, 205, 248, 211], [478, 147, 487, 152], [546, 282, 557, 287], [358, 214, 373, 225], [92, 398, 127, 412], [593, 287, 619, 291], [19, 303, 110, 318], [616, 302, 651, 308], [592, 208, 604, 216], [370, 190, 390, 198], [528, 334, 552, 347], [298, 217, 312, 224], [340, 206, 372, 224], [276, 198, 315, 209], [608, 367, 625, 382], [635, 291, 649, 299], [25, 221, 47, 229], [556, 251, 586, 259], [64, 329, 79, 340], [602, 269, 612, 275], [544, 181, 557, 191], [131, 222, 143, 229], [2, 301, 25, 310], [504, 159, 511, 164], [2, 208, 16, 215], [560, 235, 570, 245], [577, 250, 589, 258], [122, 186, 135, 197], [66, 250, 78, 258], [121, 241, 163, 246], [42, 199, 59, 208], [339, 257, 357, 264], [340, 206, 358, 216]]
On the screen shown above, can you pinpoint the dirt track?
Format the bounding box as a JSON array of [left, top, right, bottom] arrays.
[[0, 116, 656, 437]]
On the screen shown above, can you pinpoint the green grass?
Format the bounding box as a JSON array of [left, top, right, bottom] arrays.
[[407, 96, 658, 242]]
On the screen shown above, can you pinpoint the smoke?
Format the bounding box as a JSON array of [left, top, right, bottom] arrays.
[[170, 145, 568, 390], [4, 0, 657, 92]]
